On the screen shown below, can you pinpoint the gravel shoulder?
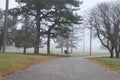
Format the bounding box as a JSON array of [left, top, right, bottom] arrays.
[[3, 57, 120, 80]]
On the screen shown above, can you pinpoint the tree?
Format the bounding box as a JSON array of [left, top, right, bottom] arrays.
[[14, 29, 33, 53], [10, 0, 82, 54], [10, 0, 54, 54], [55, 26, 71, 53], [13, 12, 36, 54], [55, 36, 65, 53], [0, 9, 18, 52], [44, 0, 82, 54], [55, 25, 81, 53], [111, 1, 120, 58], [87, 1, 120, 58], [67, 26, 81, 53], [7, 16, 18, 45]]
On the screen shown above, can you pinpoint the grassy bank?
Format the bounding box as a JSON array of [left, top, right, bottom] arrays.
[[90, 57, 120, 75], [0, 53, 59, 77]]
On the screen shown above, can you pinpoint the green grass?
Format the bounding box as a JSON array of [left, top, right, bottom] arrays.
[[0, 53, 60, 77], [91, 57, 120, 74]]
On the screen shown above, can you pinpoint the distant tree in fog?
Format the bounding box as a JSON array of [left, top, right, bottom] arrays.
[[55, 25, 82, 53]]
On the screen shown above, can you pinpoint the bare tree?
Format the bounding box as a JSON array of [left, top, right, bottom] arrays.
[[87, 1, 120, 58], [112, 2, 120, 58]]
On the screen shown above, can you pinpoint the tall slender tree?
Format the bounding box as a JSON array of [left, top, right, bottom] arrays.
[[0, 9, 4, 52]]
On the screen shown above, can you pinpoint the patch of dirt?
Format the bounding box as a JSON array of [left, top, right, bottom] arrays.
[[88, 59, 120, 76]]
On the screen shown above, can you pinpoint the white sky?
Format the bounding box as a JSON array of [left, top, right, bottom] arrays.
[[0, 0, 115, 10], [0, 0, 115, 53], [0, 0, 17, 10]]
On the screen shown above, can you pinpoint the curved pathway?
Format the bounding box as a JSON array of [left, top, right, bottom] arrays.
[[3, 57, 120, 80]]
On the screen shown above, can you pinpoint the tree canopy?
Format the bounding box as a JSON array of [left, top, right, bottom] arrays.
[[9, 0, 82, 54]]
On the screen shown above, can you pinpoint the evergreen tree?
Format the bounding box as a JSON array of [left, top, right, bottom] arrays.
[[10, 0, 82, 54]]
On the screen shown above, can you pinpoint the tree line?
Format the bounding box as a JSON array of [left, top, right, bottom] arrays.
[[0, 0, 83, 54], [87, 1, 120, 58]]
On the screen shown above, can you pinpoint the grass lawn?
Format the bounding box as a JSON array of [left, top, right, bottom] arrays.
[[0, 53, 60, 77], [90, 57, 120, 75]]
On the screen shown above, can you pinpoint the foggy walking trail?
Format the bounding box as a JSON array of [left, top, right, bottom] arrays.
[[3, 57, 120, 80]]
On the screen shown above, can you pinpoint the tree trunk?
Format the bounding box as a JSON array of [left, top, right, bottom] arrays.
[[0, 30, 3, 53], [110, 51, 114, 58], [66, 38, 69, 52], [34, 9, 40, 54], [61, 41, 64, 53], [23, 47, 27, 54], [108, 45, 114, 58], [108, 42, 114, 58], [61, 46, 63, 53], [0, 37, 2, 52], [115, 44, 120, 58], [71, 29, 73, 54], [47, 33, 50, 54], [34, 33, 40, 54], [70, 38, 73, 53], [2, 0, 9, 53], [0, 47, 1, 52], [115, 52, 119, 58], [71, 46, 73, 54]]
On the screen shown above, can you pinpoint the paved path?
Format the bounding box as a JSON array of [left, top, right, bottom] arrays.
[[3, 57, 120, 80]]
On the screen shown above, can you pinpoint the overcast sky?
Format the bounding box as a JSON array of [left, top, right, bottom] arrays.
[[0, 0, 115, 53], [0, 0, 115, 10], [81, 0, 114, 10]]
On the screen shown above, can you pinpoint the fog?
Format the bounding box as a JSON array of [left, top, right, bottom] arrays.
[[0, 0, 114, 55]]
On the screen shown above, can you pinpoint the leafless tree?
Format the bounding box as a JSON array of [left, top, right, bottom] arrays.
[[87, 1, 120, 58]]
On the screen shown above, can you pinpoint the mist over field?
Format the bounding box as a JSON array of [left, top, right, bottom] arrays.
[[0, 0, 113, 56]]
